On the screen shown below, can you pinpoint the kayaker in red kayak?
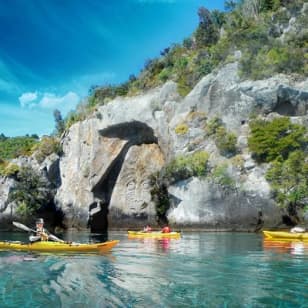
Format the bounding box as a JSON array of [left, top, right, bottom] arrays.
[[29, 218, 49, 242], [161, 226, 171, 233]]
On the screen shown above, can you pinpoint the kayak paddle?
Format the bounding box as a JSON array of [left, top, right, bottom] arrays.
[[13, 221, 64, 243]]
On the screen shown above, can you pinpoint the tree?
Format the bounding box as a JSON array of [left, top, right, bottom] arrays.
[[195, 7, 219, 48], [0, 133, 7, 141], [266, 151, 308, 222], [224, 0, 238, 11], [53, 109, 65, 136], [248, 117, 306, 163]]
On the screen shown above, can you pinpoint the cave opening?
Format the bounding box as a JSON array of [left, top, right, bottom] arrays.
[[88, 121, 158, 233], [273, 98, 296, 116]]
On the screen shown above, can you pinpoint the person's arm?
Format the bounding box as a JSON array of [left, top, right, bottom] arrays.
[[37, 228, 49, 241], [29, 235, 41, 242]]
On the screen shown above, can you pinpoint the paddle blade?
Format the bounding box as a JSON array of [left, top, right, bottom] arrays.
[[12, 221, 34, 232], [48, 234, 64, 243]]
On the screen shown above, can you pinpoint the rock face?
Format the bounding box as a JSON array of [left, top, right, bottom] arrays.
[[0, 177, 15, 227], [167, 178, 281, 231], [1, 63, 308, 230], [55, 83, 175, 230], [109, 144, 165, 228], [54, 63, 308, 230]]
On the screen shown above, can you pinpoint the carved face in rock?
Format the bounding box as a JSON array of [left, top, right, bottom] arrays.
[[109, 144, 164, 215]]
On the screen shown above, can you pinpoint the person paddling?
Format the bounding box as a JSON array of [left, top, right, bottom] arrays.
[[143, 225, 152, 232], [13, 220, 64, 243], [29, 218, 50, 242], [161, 225, 171, 233]]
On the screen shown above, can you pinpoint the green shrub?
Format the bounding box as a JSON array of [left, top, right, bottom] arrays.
[[0, 135, 38, 161], [2, 163, 20, 177], [205, 117, 224, 136], [165, 151, 210, 182], [212, 163, 235, 188], [205, 117, 237, 157], [230, 155, 245, 170], [248, 117, 306, 162], [34, 137, 62, 163], [215, 127, 237, 157], [8, 166, 51, 219], [266, 151, 308, 220]]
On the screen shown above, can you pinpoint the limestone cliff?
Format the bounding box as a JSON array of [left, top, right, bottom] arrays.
[[55, 61, 308, 231], [1, 62, 308, 231]]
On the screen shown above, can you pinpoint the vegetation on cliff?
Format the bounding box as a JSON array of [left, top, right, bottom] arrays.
[[0, 134, 38, 160], [249, 116, 308, 223], [63, 0, 307, 130], [8, 166, 52, 219], [0, 134, 38, 177]]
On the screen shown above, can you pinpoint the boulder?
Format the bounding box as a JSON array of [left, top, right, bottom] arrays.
[[167, 177, 281, 231]]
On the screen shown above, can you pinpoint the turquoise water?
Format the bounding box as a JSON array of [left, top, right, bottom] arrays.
[[0, 231, 308, 307]]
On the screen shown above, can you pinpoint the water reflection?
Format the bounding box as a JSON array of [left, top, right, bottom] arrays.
[[89, 232, 109, 243], [263, 239, 308, 255], [127, 237, 175, 252], [0, 252, 38, 264], [1, 231, 308, 307]]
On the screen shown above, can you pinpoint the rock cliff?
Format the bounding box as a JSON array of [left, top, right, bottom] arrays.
[[1, 62, 308, 231]]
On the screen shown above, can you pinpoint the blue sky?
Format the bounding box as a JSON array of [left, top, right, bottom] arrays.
[[0, 0, 224, 136]]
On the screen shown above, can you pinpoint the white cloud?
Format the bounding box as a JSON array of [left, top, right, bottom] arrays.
[[18, 90, 80, 115], [19, 91, 38, 107], [39, 91, 80, 114]]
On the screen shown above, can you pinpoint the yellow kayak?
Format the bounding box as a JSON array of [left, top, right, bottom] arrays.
[[263, 231, 308, 241], [128, 231, 181, 239], [0, 240, 119, 253]]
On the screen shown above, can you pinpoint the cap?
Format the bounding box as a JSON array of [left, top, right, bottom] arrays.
[[36, 218, 44, 224]]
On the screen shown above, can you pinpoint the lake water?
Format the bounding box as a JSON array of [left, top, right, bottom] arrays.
[[0, 231, 307, 307]]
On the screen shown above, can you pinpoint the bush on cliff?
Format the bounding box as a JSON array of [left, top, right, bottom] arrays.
[[0, 161, 20, 177], [248, 117, 306, 163], [165, 151, 210, 182], [266, 151, 308, 223], [205, 117, 237, 157], [248, 116, 308, 221], [61, 0, 306, 130], [33, 136, 62, 164], [8, 166, 51, 219]]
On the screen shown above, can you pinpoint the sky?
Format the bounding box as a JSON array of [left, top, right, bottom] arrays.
[[0, 0, 224, 136]]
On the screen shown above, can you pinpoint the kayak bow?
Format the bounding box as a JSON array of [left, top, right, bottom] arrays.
[[0, 240, 119, 253]]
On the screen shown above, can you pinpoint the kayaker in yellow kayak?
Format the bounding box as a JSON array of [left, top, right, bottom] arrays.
[[161, 225, 171, 233], [29, 218, 51, 242], [143, 225, 152, 232]]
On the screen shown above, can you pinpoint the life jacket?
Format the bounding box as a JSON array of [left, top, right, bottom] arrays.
[[162, 226, 171, 233]]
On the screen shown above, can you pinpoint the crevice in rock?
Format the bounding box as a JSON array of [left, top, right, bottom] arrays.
[[88, 121, 159, 233], [273, 98, 296, 116], [99, 120, 158, 144]]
